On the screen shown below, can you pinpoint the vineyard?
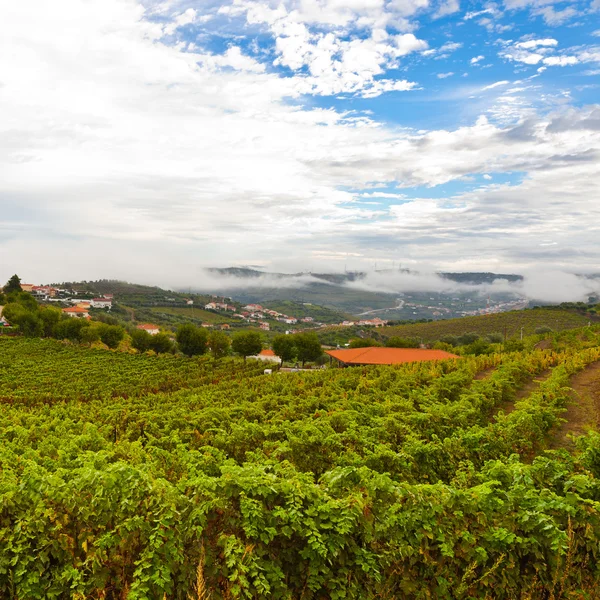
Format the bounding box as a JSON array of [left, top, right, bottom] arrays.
[[2, 331, 600, 598], [380, 307, 593, 341]]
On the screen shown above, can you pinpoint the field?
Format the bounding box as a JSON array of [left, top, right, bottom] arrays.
[[2, 330, 600, 598], [318, 306, 594, 346]]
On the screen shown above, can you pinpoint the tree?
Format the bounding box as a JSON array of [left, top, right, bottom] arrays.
[[176, 324, 208, 357], [131, 328, 152, 353], [349, 337, 381, 348], [53, 318, 89, 342], [39, 307, 61, 337], [4, 274, 22, 294], [294, 332, 322, 367], [150, 332, 174, 354], [232, 331, 262, 362], [272, 334, 296, 365], [80, 325, 101, 345], [385, 336, 419, 348], [208, 330, 230, 359], [98, 324, 125, 349]]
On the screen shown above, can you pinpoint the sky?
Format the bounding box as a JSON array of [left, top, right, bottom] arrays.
[[0, 0, 599, 288]]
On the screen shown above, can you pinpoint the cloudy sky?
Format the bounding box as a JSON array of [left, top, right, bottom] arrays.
[[1, 0, 599, 286]]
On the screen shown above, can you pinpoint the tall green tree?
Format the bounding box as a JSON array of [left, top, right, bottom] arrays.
[[39, 307, 61, 338], [131, 328, 152, 353], [272, 334, 296, 365], [150, 332, 174, 354], [232, 331, 262, 362], [4, 274, 22, 294], [208, 330, 231, 359], [294, 332, 322, 367], [176, 324, 208, 357], [98, 324, 125, 349]]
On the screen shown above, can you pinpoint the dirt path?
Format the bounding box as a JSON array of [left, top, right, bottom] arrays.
[[474, 366, 496, 381], [492, 369, 553, 421], [550, 361, 600, 450]]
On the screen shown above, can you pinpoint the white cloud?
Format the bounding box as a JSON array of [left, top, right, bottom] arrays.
[[543, 55, 579, 66], [437, 71, 455, 78], [433, 0, 460, 18], [471, 55, 485, 64], [515, 38, 558, 50], [1, 0, 600, 283], [482, 80, 510, 90]]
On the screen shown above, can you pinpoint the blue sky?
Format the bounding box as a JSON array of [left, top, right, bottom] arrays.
[[0, 0, 599, 288]]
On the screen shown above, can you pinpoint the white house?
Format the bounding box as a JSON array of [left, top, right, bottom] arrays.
[[91, 298, 112, 309], [136, 324, 160, 335], [249, 349, 281, 364]]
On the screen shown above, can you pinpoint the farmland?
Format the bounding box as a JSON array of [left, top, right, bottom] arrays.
[[318, 306, 595, 346], [1, 330, 600, 598]]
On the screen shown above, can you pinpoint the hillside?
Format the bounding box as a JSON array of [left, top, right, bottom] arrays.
[[317, 306, 596, 346]]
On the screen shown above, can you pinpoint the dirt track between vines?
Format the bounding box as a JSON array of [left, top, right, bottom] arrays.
[[550, 361, 600, 450]]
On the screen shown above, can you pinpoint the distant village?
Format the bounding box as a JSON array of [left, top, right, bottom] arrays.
[[204, 301, 388, 332]]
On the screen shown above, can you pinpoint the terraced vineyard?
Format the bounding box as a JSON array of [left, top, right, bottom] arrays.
[[1, 332, 600, 598], [379, 306, 594, 341]]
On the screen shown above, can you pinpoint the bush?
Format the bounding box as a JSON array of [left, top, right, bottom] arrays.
[[98, 324, 125, 349], [349, 337, 381, 348], [131, 329, 152, 353], [385, 336, 419, 348], [150, 333, 174, 354], [176, 324, 208, 357]]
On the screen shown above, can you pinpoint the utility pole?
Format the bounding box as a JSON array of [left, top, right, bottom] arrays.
[[520, 326, 524, 341]]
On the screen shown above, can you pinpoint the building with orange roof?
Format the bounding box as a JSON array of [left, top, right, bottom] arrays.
[[62, 306, 91, 320], [325, 347, 460, 367], [136, 324, 160, 335], [249, 348, 282, 364]]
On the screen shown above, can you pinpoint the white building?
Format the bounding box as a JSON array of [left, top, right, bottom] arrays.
[[91, 298, 112, 309]]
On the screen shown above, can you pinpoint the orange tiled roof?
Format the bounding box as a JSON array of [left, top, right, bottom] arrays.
[[260, 349, 276, 356], [63, 307, 89, 313], [137, 324, 159, 330], [325, 347, 460, 365]]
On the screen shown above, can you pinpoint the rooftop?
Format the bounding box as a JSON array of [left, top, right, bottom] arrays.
[[325, 347, 460, 366]]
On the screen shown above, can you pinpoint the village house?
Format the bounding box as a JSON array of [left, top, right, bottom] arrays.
[[249, 349, 281, 364], [259, 322, 270, 331], [91, 298, 112, 309], [62, 307, 91, 320], [20, 283, 35, 292], [136, 324, 160, 335], [244, 304, 263, 312], [301, 316, 314, 322]]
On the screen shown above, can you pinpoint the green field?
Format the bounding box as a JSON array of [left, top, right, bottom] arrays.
[[2, 331, 600, 598], [318, 307, 594, 346]]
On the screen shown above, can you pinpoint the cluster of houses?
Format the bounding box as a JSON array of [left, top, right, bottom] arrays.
[[338, 317, 388, 327], [61, 294, 114, 319], [204, 302, 316, 332]]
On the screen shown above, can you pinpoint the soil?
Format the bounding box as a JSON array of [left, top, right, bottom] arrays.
[[474, 367, 496, 381], [492, 369, 553, 421], [550, 361, 600, 450]]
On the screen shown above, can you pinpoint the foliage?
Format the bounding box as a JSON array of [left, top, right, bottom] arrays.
[[4, 273, 22, 294], [98, 323, 125, 349], [150, 332, 175, 354], [1, 330, 600, 597], [349, 337, 382, 348], [384, 336, 419, 348], [272, 334, 296, 363], [294, 331, 323, 366], [232, 331, 262, 361], [177, 324, 209, 357], [208, 330, 231, 359], [131, 328, 152, 353]]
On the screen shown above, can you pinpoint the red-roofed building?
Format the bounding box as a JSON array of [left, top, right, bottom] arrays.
[[136, 324, 160, 335], [62, 307, 91, 320], [325, 347, 460, 366], [249, 349, 282, 364]]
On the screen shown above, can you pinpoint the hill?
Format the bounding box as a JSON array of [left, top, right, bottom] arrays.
[[317, 306, 597, 346]]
